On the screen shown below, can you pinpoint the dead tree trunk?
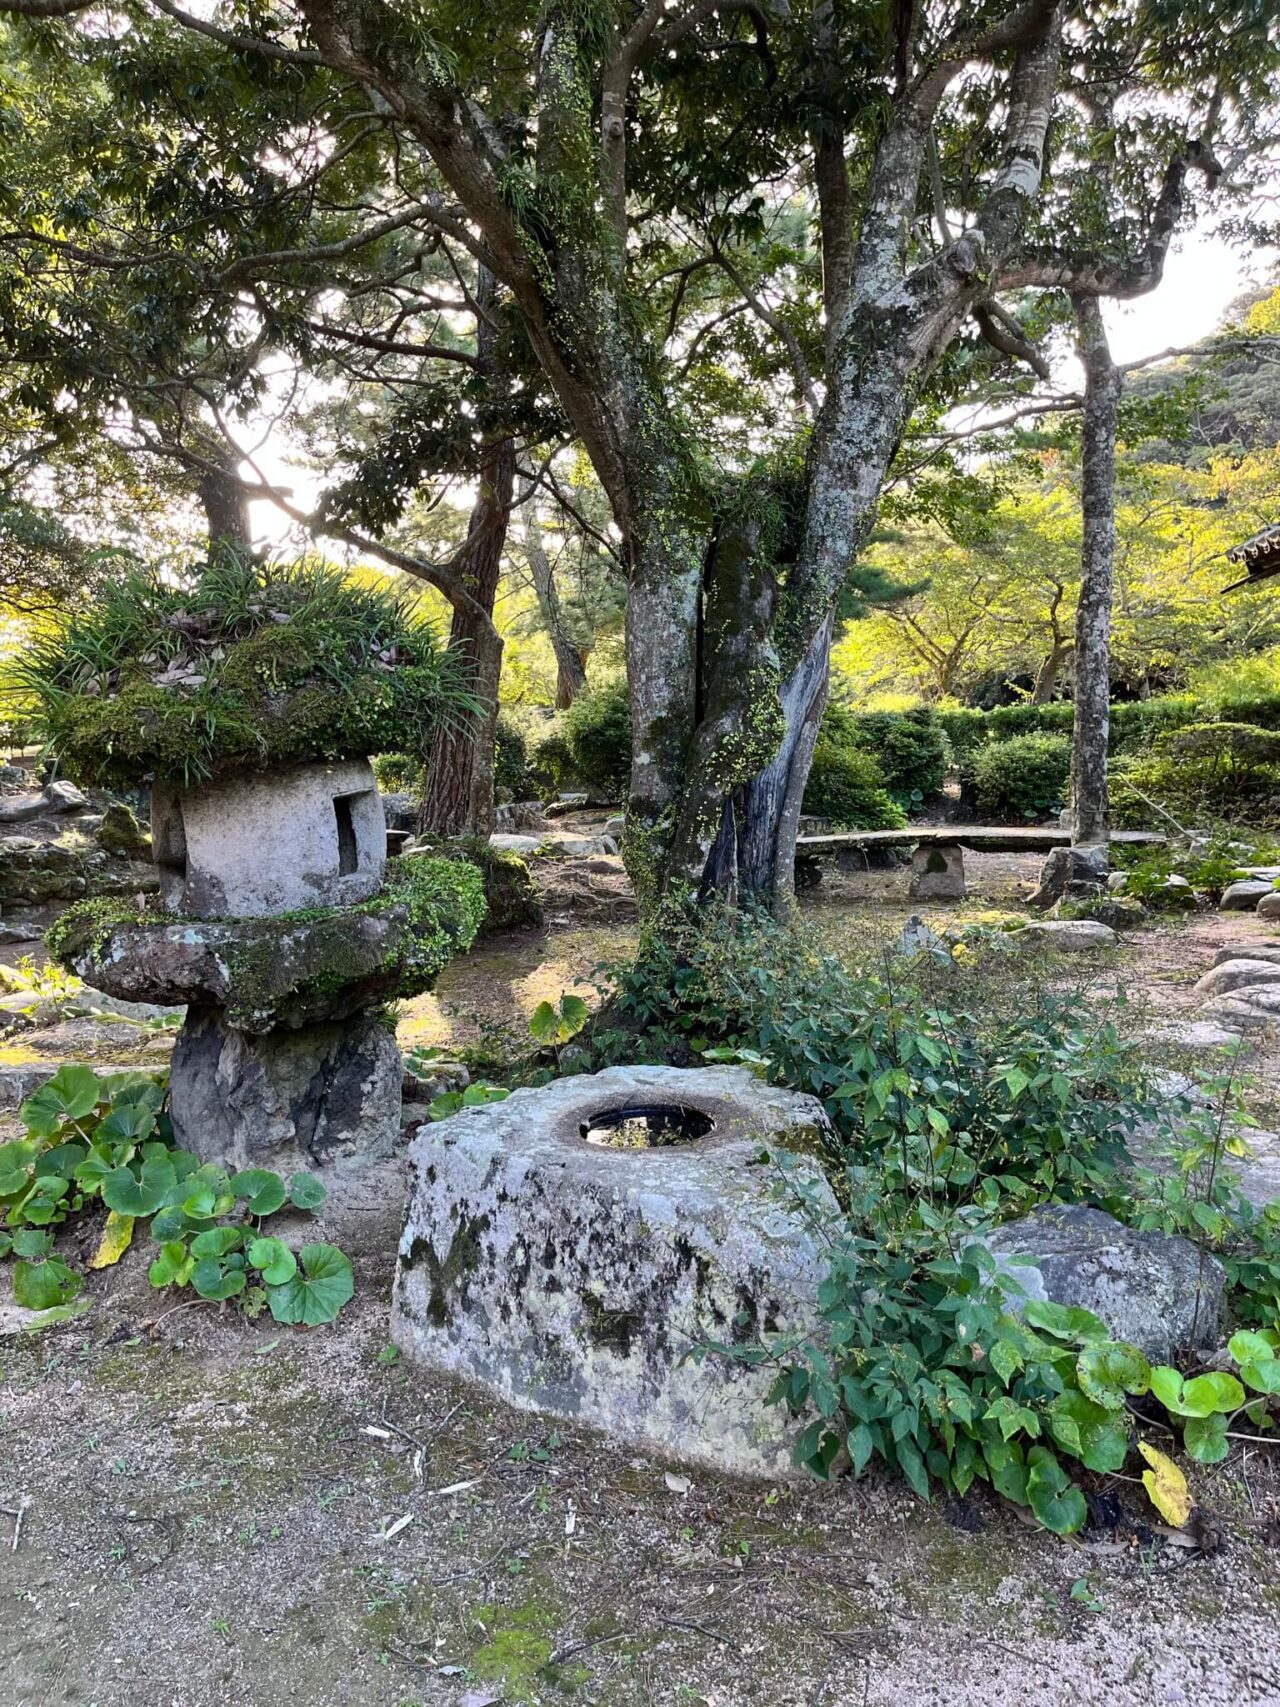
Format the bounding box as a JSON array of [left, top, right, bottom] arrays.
[[521, 501, 586, 708], [1070, 295, 1121, 847]]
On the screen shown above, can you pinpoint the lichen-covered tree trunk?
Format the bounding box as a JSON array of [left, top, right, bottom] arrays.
[[1070, 296, 1121, 847], [521, 502, 586, 708], [197, 458, 253, 554], [417, 433, 514, 837]]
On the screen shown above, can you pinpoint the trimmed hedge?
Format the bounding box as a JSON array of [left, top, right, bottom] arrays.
[[937, 690, 1280, 762], [972, 732, 1072, 823], [563, 680, 631, 799]]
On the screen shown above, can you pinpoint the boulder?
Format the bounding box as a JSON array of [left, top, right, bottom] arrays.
[[1259, 891, 1280, 921], [1010, 919, 1118, 951], [170, 1005, 400, 1170], [1203, 985, 1280, 1030], [380, 790, 419, 834], [1221, 879, 1274, 911], [983, 1204, 1223, 1359], [908, 842, 966, 901], [1059, 896, 1146, 930], [1026, 844, 1109, 912], [1194, 959, 1280, 999], [489, 833, 544, 855], [1210, 940, 1280, 969], [393, 1064, 839, 1478], [604, 815, 626, 840], [96, 802, 151, 862], [1107, 871, 1129, 893]]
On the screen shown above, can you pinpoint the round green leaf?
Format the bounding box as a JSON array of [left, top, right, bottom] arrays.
[[1239, 1358, 1280, 1396], [11, 1227, 52, 1259], [288, 1172, 326, 1212], [247, 1235, 297, 1285], [96, 1104, 156, 1146], [1076, 1342, 1151, 1411], [189, 1226, 245, 1260], [1151, 1367, 1244, 1417], [1183, 1412, 1229, 1463], [1026, 1444, 1088, 1535], [13, 1257, 82, 1311], [1048, 1390, 1130, 1472], [191, 1259, 247, 1301], [101, 1157, 177, 1218], [1022, 1300, 1110, 1344], [148, 1241, 194, 1288], [20, 1065, 102, 1136], [1229, 1329, 1276, 1366], [149, 1203, 199, 1242], [267, 1242, 353, 1326], [229, 1169, 288, 1217]]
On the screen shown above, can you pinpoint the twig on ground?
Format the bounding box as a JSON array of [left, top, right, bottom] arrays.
[[547, 1631, 631, 1666], [11, 1498, 28, 1552]]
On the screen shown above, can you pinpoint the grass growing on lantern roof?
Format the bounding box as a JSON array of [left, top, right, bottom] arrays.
[[20, 554, 473, 788]]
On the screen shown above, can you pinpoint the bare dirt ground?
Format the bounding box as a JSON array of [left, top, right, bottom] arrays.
[[4, 843, 1280, 1707]]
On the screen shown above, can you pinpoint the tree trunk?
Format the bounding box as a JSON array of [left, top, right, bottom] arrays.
[[1070, 295, 1121, 847], [197, 459, 253, 553], [417, 434, 514, 837], [521, 502, 586, 708], [418, 266, 513, 838], [1033, 640, 1073, 703]]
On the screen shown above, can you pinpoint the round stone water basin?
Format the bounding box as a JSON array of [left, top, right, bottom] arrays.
[[580, 1102, 713, 1149]]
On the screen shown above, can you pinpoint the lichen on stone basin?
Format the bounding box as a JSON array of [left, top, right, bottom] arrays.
[[393, 1064, 839, 1478]]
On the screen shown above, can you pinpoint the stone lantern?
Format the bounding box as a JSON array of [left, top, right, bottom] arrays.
[[35, 560, 486, 1172]]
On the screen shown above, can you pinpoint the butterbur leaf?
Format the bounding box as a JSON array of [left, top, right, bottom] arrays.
[[266, 1242, 354, 1326], [190, 1226, 244, 1260], [149, 1241, 193, 1288], [191, 1259, 246, 1300], [1239, 1358, 1280, 1396], [1138, 1442, 1190, 1526], [96, 1104, 156, 1147], [101, 1157, 176, 1217], [1022, 1300, 1110, 1344], [1183, 1413, 1229, 1464], [21, 1177, 70, 1224], [1229, 1330, 1277, 1365], [1048, 1391, 1129, 1473], [288, 1172, 326, 1212], [229, 1169, 287, 1218], [22, 1297, 91, 1332], [14, 1257, 82, 1311], [1025, 1445, 1087, 1535], [149, 1204, 197, 1242], [1076, 1342, 1151, 1411], [247, 1235, 296, 1285], [11, 1226, 52, 1259], [38, 1142, 88, 1179], [20, 1065, 102, 1136], [89, 1210, 134, 1269], [1150, 1367, 1244, 1418]]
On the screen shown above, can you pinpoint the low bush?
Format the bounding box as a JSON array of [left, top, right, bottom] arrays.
[[563, 680, 631, 799], [839, 706, 949, 804], [972, 731, 1071, 821], [493, 715, 531, 800], [802, 738, 906, 829], [527, 726, 576, 798], [598, 907, 1280, 1530], [371, 752, 423, 795], [1112, 721, 1280, 829]]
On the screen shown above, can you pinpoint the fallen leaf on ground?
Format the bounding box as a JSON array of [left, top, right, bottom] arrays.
[[665, 1472, 691, 1494], [89, 1211, 134, 1269], [1139, 1441, 1191, 1527]]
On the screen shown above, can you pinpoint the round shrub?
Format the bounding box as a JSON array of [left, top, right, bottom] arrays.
[[493, 715, 530, 800], [972, 732, 1071, 822], [803, 741, 906, 830], [564, 680, 631, 799], [528, 727, 576, 798], [371, 752, 423, 794], [851, 707, 949, 801]]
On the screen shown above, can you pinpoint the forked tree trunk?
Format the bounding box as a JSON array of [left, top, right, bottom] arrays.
[[521, 502, 586, 708], [1070, 295, 1121, 847], [417, 433, 514, 837]]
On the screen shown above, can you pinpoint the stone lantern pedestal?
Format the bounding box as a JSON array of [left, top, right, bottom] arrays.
[[49, 764, 485, 1170]]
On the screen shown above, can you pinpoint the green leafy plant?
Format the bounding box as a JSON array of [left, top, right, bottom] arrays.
[[972, 731, 1071, 822], [1, 1064, 354, 1326]]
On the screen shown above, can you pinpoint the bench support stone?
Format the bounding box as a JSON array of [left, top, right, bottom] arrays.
[[908, 842, 965, 900]]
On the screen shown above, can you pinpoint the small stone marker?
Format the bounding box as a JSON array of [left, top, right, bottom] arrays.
[[908, 842, 965, 900]]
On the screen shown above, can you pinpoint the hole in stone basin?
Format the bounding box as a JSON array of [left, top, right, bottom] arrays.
[[580, 1103, 713, 1149]]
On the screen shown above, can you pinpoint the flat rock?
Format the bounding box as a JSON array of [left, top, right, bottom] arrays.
[[983, 1204, 1223, 1359], [1203, 985, 1280, 1030], [1210, 940, 1280, 969], [394, 1065, 839, 1478], [489, 833, 544, 855], [1010, 919, 1117, 951], [1220, 879, 1274, 911], [1193, 958, 1280, 999]]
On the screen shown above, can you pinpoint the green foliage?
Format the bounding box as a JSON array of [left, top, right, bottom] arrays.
[[1112, 832, 1278, 909], [562, 680, 631, 799], [1112, 722, 1280, 829], [371, 752, 424, 795], [529, 993, 589, 1047], [802, 737, 906, 831], [972, 732, 1071, 822], [22, 555, 473, 788], [527, 726, 576, 798], [494, 714, 532, 800], [0, 1064, 354, 1325]]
